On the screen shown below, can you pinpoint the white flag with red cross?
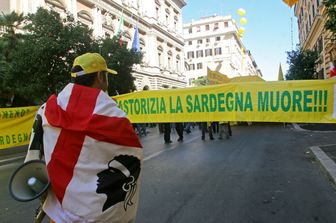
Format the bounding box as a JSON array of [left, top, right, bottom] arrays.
[[39, 83, 143, 223]]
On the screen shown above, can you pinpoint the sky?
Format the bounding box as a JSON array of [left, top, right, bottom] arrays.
[[182, 0, 299, 81]]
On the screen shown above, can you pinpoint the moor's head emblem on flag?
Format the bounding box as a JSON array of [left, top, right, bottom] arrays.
[[96, 155, 141, 212]]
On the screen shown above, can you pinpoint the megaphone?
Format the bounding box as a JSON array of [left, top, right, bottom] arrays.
[[9, 160, 50, 202]]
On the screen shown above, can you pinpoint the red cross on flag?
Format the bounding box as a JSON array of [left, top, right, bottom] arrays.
[[39, 83, 142, 222]]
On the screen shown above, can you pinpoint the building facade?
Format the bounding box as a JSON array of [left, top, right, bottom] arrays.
[[183, 15, 262, 87], [1, 0, 187, 90], [294, 0, 336, 79]]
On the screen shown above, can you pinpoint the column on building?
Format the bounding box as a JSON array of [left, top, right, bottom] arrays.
[[21, 0, 29, 14], [163, 41, 168, 70], [172, 46, 177, 73], [144, 0, 156, 21], [157, 0, 164, 24], [67, 0, 78, 20], [10, 0, 17, 12], [31, 0, 44, 13], [146, 32, 158, 67], [92, 6, 103, 37]]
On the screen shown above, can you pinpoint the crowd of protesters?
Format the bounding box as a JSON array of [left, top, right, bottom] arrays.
[[132, 122, 232, 144]]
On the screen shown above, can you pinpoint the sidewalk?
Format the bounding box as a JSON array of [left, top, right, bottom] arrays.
[[298, 123, 336, 131], [0, 145, 26, 166], [292, 123, 336, 185]]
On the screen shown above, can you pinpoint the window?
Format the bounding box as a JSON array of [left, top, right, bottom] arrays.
[[158, 45, 163, 67], [196, 50, 203, 58], [206, 38, 210, 43], [196, 26, 201, 32], [187, 51, 194, 59], [214, 47, 222, 55], [214, 23, 218, 30], [205, 24, 210, 30], [197, 63, 203, 69], [168, 56, 171, 69], [224, 21, 228, 28], [158, 52, 162, 67], [189, 64, 195, 70], [188, 41, 192, 45], [216, 36, 221, 41], [174, 16, 178, 30], [188, 28, 192, 34], [197, 39, 203, 44], [176, 58, 180, 71], [205, 49, 212, 57]]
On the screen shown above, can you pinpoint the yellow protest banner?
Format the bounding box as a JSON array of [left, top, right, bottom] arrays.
[[2, 79, 336, 150], [0, 106, 39, 149], [207, 67, 230, 85], [114, 79, 336, 124]]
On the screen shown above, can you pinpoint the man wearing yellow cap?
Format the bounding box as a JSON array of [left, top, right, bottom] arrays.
[[25, 53, 143, 223]]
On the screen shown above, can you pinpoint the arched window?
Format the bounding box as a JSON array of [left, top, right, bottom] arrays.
[[46, 0, 66, 16], [77, 10, 93, 29], [157, 45, 163, 68], [176, 54, 181, 72], [167, 50, 172, 69]]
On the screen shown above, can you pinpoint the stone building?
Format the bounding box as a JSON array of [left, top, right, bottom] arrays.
[[294, 0, 336, 79], [0, 0, 187, 90], [183, 15, 262, 87]]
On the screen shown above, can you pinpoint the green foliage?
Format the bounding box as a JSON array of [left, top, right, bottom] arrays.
[[99, 37, 142, 95], [0, 8, 142, 106], [192, 76, 208, 86], [9, 8, 96, 104], [285, 47, 319, 80], [324, 0, 336, 42], [0, 12, 24, 95]]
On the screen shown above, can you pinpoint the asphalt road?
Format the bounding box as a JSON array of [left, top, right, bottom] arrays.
[[1, 123, 336, 223]]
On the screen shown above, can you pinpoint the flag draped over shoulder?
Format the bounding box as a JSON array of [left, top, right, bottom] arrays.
[[40, 84, 143, 223]]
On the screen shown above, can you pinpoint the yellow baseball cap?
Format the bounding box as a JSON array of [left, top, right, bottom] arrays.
[[71, 53, 117, 77]]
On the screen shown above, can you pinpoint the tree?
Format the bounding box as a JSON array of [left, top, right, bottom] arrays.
[[8, 8, 96, 105], [99, 37, 142, 96], [192, 76, 208, 86], [0, 12, 25, 106], [0, 8, 142, 106], [100, 36, 142, 95], [285, 47, 318, 80], [324, 0, 336, 42]]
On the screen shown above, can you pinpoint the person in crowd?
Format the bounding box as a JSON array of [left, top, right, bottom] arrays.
[[201, 122, 214, 140], [24, 52, 143, 223], [163, 123, 172, 144], [175, 122, 184, 142], [219, 121, 232, 139]]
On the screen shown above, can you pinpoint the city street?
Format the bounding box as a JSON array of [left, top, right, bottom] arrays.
[[1, 123, 336, 222]]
